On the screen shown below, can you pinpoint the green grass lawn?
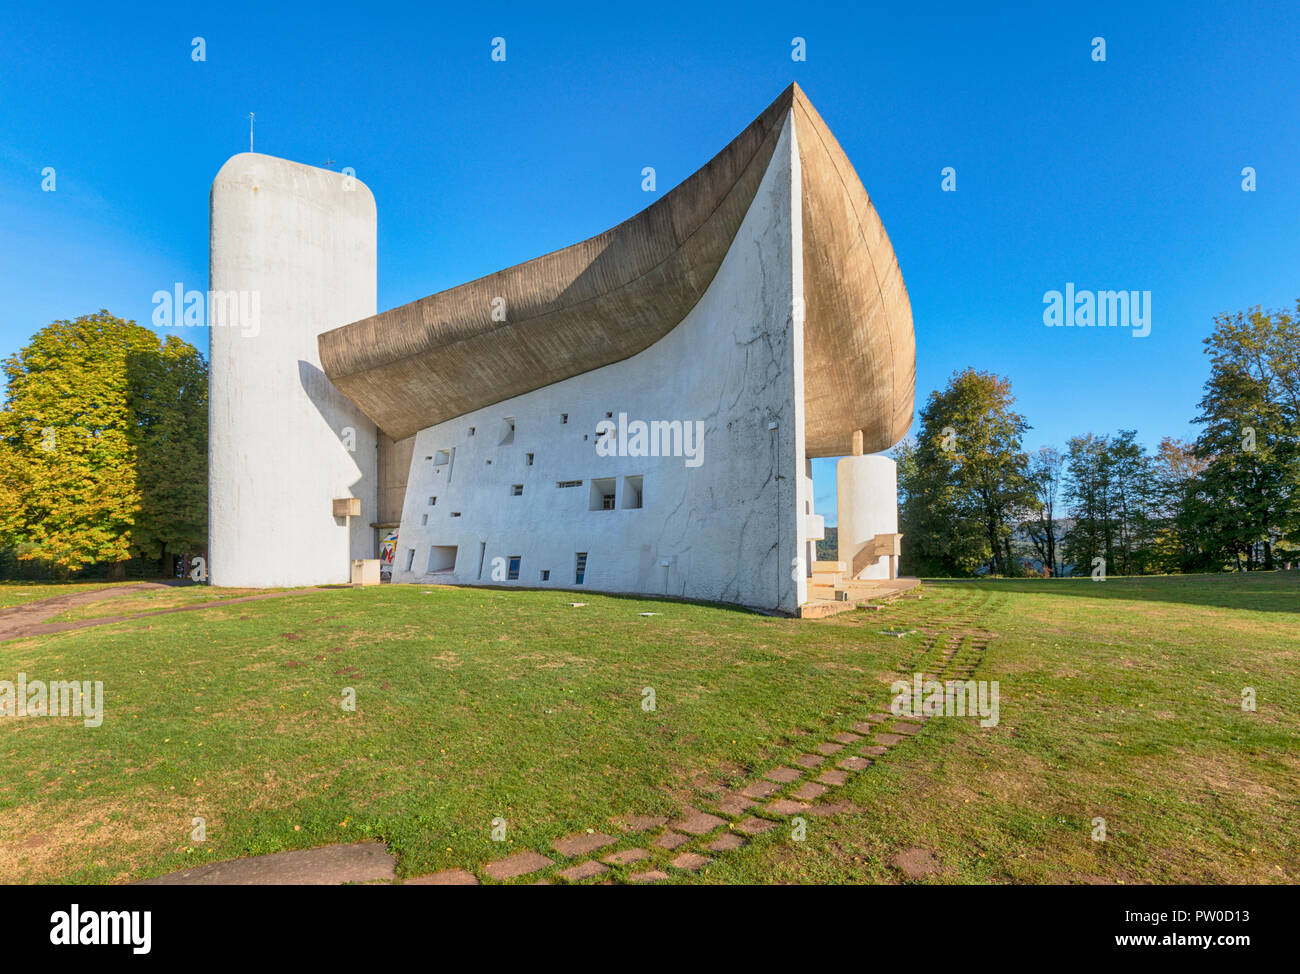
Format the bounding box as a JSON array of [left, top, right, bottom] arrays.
[[0, 572, 1296, 884]]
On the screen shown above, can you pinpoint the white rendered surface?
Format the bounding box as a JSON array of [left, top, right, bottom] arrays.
[[391, 115, 809, 611], [209, 153, 377, 586], [836, 454, 899, 579]]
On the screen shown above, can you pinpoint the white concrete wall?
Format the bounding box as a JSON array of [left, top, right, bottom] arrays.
[[209, 153, 377, 587], [836, 454, 898, 579], [391, 113, 808, 612]]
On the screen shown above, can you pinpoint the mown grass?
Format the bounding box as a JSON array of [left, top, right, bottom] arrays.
[[43, 586, 270, 623], [0, 572, 1295, 884]]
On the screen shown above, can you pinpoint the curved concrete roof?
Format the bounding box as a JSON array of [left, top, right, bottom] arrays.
[[318, 84, 914, 456]]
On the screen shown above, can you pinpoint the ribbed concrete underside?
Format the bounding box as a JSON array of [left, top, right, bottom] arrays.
[[318, 84, 914, 456]]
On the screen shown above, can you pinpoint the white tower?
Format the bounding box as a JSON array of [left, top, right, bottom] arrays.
[[208, 153, 378, 586]]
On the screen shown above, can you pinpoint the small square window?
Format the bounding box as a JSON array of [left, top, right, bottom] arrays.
[[511, 484, 523, 496], [428, 496, 437, 506], [540, 569, 550, 582], [433, 450, 450, 465], [507, 556, 521, 581]]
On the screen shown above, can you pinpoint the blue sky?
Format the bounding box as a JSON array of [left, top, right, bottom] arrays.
[[2, 1, 1297, 519]]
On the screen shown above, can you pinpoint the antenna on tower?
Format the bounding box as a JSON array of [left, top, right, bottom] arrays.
[[248, 113, 255, 153]]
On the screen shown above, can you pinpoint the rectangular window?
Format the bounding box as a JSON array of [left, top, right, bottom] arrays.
[[500, 417, 515, 445], [469, 426, 475, 436], [404, 549, 415, 572], [526, 453, 534, 466], [557, 480, 582, 488], [421, 514, 428, 526], [511, 484, 523, 496], [507, 556, 521, 581], [433, 450, 450, 466], [428, 545, 456, 573], [451, 511, 461, 518], [590, 477, 616, 511], [574, 552, 587, 585], [540, 570, 550, 581], [561, 413, 568, 424], [428, 496, 437, 506]]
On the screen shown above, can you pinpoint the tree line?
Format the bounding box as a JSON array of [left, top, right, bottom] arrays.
[[898, 301, 1299, 577], [0, 311, 207, 579]]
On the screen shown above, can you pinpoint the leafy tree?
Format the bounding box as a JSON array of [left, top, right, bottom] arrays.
[[899, 369, 1033, 576], [1024, 446, 1064, 576], [1192, 302, 1300, 569], [0, 311, 207, 576]]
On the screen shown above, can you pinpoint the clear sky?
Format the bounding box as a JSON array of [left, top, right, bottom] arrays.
[[2, 1, 1297, 520]]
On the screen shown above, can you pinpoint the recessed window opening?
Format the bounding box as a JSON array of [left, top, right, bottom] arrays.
[[526, 453, 534, 466], [557, 480, 582, 488], [507, 556, 521, 581], [433, 450, 450, 465], [511, 484, 523, 496], [500, 417, 515, 445], [574, 552, 588, 585], [404, 549, 415, 572], [590, 478, 616, 511], [561, 413, 568, 424], [540, 570, 550, 582], [428, 545, 457, 573]]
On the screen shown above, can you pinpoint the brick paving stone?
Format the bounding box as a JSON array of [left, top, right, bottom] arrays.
[[814, 741, 845, 755], [714, 794, 755, 816], [817, 769, 848, 785], [740, 780, 780, 799], [736, 817, 778, 835], [831, 731, 862, 744], [670, 811, 726, 835], [861, 745, 889, 757], [621, 815, 669, 832], [794, 753, 826, 768], [764, 767, 803, 783], [553, 832, 616, 857], [852, 722, 877, 734], [670, 852, 711, 871], [792, 782, 828, 801], [628, 869, 669, 883], [557, 860, 609, 881], [838, 756, 871, 771], [865, 713, 894, 723], [404, 869, 479, 885], [806, 800, 855, 816], [766, 799, 809, 815], [875, 734, 904, 746], [652, 831, 690, 850], [891, 722, 923, 735], [483, 851, 553, 881], [703, 832, 747, 853], [603, 847, 650, 866]]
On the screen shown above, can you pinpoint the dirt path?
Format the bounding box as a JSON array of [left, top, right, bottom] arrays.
[[0, 584, 327, 642]]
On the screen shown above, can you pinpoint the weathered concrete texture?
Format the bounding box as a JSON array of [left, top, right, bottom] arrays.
[[136, 841, 395, 885], [388, 112, 808, 612], [318, 84, 914, 459], [209, 153, 378, 587]]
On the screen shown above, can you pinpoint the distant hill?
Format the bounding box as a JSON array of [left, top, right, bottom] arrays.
[[816, 526, 838, 562]]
